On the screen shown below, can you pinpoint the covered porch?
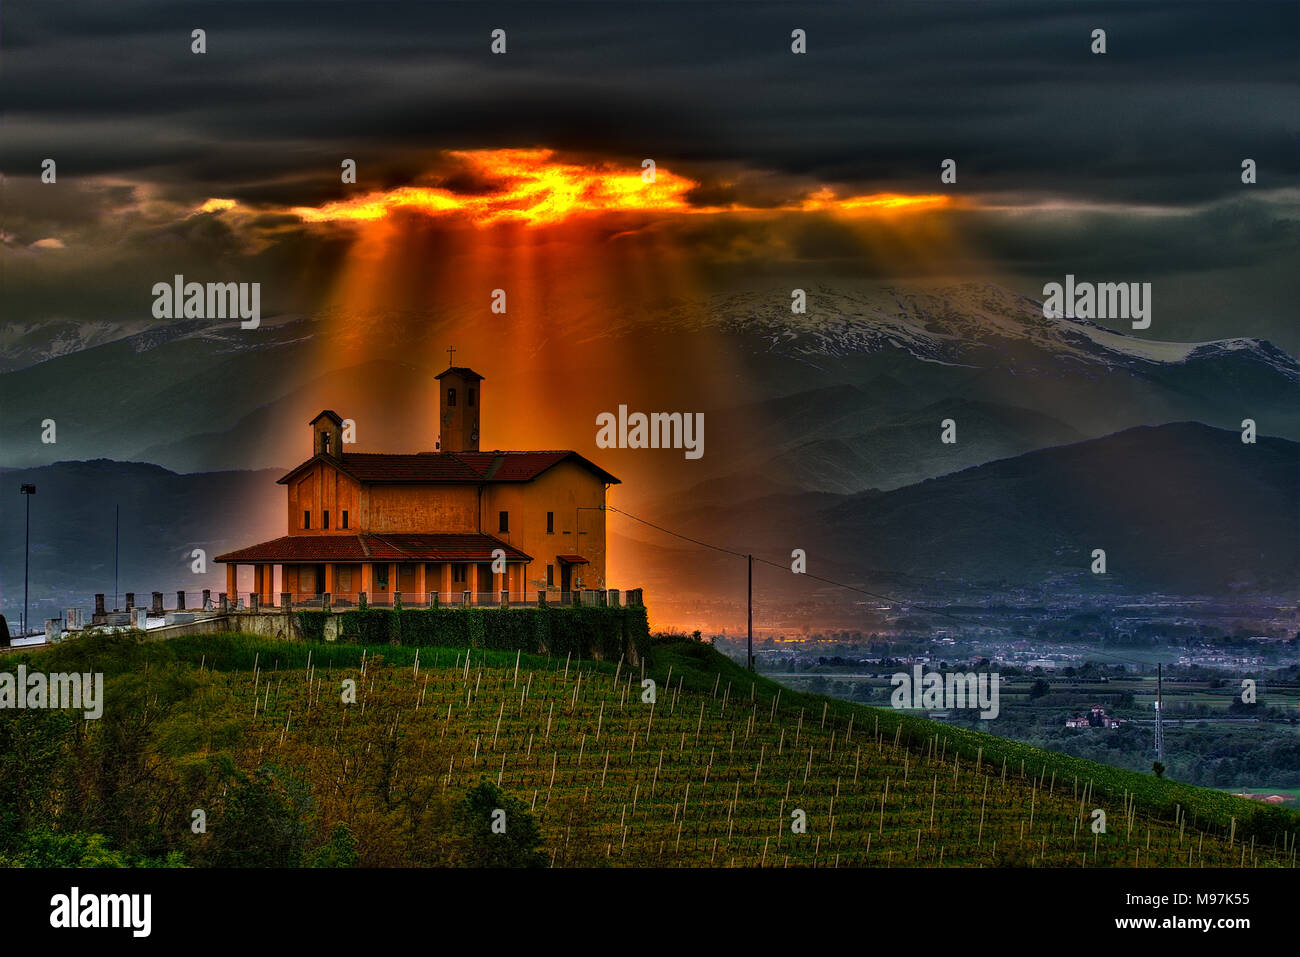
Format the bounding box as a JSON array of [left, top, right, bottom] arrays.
[[214, 533, 534, 608]]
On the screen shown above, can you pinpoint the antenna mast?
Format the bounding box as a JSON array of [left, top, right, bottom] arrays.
[[1154, 662, 1165, 762]]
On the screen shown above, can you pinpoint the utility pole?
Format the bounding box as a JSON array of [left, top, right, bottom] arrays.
[[747, 553, 753, 671], [1154, 662, 1165, 762], [114, 504, 120, 611], [20, 484, 36, 638]]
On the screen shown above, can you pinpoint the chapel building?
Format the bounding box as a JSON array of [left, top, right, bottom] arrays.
[[215, 365, 619, 606]]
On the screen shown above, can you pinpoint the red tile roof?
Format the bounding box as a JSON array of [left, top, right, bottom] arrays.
[[453, 451, 573, 481], [216, 533, 531, 564], [555, 554, 590, 564], [279, 450, 619, 485], [338, 453, 483, 483]]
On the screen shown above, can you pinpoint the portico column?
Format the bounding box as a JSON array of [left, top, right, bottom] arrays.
[[253, 565, 264, 600], [388, 563, 399, 603], [361, 562, 374, 599], [468, 563, 479, 603], [226, 564, 237, 600], [324, 563, 336, 597], [440, 563, 452, 602]]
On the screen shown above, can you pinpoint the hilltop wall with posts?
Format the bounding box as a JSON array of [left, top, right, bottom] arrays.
[[20, 587, 648, 664]]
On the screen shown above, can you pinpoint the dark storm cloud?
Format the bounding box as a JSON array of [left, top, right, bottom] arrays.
[[2, 1, 1296, 349], [3, 1, 1294, 206]]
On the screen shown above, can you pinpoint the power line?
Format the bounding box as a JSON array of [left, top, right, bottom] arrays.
[[604, 505, 748, 560], [604, 503, 1160, 668], [607, 504, 983, 626]]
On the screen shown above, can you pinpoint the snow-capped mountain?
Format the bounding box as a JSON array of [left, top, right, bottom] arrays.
[[0, 314, 310, 373], [1, 282, 1295, 476], [686, 282, 1296, 379]]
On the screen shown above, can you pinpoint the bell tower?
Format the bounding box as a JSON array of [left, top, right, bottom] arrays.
[[435, 361, 483, 453], [310, 410, 343, 458]]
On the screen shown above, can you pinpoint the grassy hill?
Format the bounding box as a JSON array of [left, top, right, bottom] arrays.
[[3, 631, 1296, 867]]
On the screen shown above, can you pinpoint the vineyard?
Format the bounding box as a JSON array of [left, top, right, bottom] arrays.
[[8, 631, 1299, 868]]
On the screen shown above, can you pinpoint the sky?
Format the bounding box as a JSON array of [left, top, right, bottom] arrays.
[[1, 1, 1297, 626], [2, 0, 1298, 348]]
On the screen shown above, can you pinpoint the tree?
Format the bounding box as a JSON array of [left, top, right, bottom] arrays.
[[1029, 679, 1050, 700], [311, 823, 359, 867], [1152, 761, 1166, 779], [454, 779, 547, 868], [6, 829, 184, 867], [12, 830, 128, 867], [206, 764, 312, 867]]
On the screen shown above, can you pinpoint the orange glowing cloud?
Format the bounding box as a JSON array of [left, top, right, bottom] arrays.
[[292, 149, 698, 227], [283, 149, 956, 228], [798, 187, 951, 214], [195, 197, 239, 214]]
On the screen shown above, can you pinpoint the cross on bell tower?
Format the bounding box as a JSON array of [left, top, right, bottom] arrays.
[[446, 345, 456, 367]]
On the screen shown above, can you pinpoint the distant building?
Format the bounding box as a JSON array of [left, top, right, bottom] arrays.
[[1066, 704, 1125, 729], [1233, 792, 1288, 804]]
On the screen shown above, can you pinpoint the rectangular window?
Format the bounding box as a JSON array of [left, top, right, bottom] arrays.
[[303, 510, 310, 530], [546, 564, 554, 587], [498, 510, 509, 533], [453, 563, 467, 584], [447, 388, 457, 407], [341, 509, 349, 529], [375, 564, 389, 589], [468, 387, 476, 406], [546, 511, 554, 534], [323, 510, 330, 530]]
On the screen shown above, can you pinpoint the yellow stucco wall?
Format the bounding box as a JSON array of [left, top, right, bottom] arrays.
[[363, 482, 479, 533], [482, 460, 609, 590], [279, 457, 612, 592], [286, 462, 361, 534]]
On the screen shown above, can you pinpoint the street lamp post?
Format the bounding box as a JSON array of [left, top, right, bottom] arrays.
[[20, 484, 36, 638]]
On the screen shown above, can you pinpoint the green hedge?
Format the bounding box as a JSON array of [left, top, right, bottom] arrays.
[[295, 605, 650, 663], [296, 611, 326, 641]]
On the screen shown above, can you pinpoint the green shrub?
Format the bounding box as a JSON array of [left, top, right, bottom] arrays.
[[339, 610, 390, 644], [453, 779, 547, 868], [297, 611, 327, 641]]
